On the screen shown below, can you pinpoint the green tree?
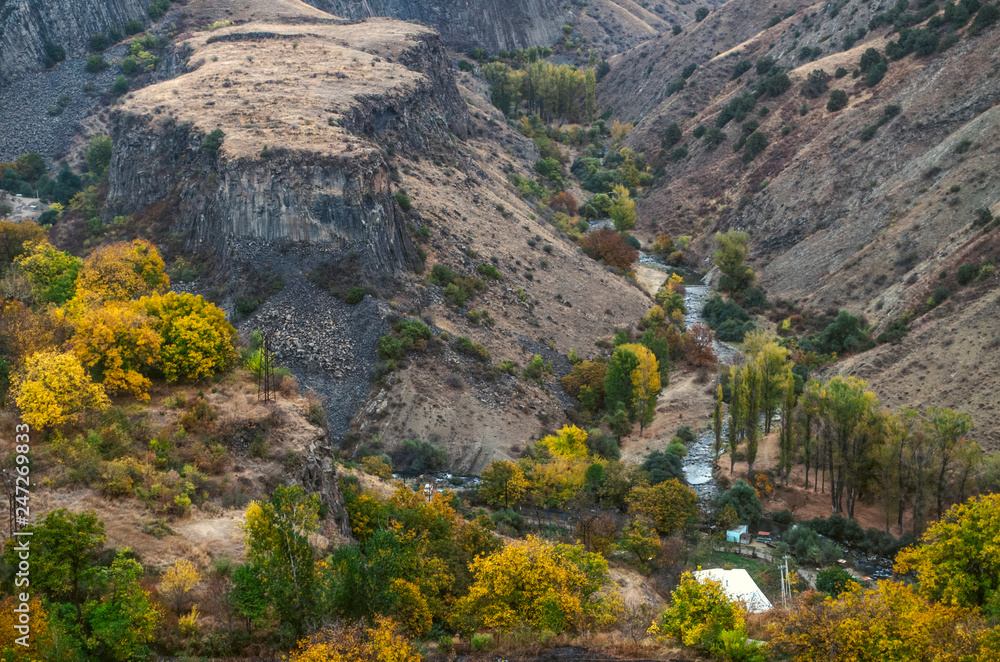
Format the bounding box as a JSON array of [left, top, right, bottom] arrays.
[[242, 484, 321, 633], [83, 551, 160, 661], [713, 230, 755, 293], [229, 563, 267, 633], [927, 407, 974, 519], [713, 384, 724, 461], [2, 509, 105, 607], [716, 480, 762, 525], [603, 407, 634, 443], [827, 89, 849, 111], [605, 344, 641, 418], [815, 567, 858, 598], [618, 518, 661, 565], [84, 135, 113, 176]]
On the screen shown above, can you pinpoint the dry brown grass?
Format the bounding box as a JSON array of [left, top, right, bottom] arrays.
[[122, 19, 433, 158]]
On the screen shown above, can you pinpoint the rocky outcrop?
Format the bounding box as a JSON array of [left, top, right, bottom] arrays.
[[105, 114, 419, 274], [0, 0, 147, 85], [307, 0, 568, 53]]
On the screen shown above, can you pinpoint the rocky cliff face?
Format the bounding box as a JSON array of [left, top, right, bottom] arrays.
[[307, 0, 568, 53], [105, 115, 418, 274], [103, 18, 469, 274], [0, 0, 147, 85]]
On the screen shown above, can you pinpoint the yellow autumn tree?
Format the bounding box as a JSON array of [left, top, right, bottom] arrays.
[[628, 479, 697, 535], [523, 456, 589, 508], [140, 292, 237, 381], [649, 572, 745, 649], [769, 581, 990, 661], [73, 239, 169, 305], [70, 301, 161, 400], [13, 350, 109, 428], [537, 424, 589, 458], [452, 536, 621, 635], [159, 558, 202, 613], [0, 595, 54, 658], [609, 184, 636, 232], [630, 344, 661, 436], [479, 460, 528, 508], [289, 617, 421, 662], [14, 239, 82, 304]]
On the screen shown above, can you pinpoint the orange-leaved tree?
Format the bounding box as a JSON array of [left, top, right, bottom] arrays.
[[70, 301, 161, 400], [73, 239, 169, 305]]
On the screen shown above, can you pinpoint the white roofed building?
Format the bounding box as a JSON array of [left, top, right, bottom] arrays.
[[693, 568, 773, 613]]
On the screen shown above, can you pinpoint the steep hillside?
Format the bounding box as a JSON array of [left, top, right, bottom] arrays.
[[600, 0, 1000, 447], [598, 0, 815, 121], [309, 0, 695, 55], [87, 0, 653, 469]]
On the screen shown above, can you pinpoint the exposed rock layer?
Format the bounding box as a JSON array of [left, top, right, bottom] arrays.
[[0, 0, 147, 85]]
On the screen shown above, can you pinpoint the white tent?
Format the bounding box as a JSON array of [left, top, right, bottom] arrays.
[[693, 568, 773, 613]]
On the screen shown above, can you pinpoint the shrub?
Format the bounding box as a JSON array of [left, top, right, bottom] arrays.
[[704, 126, 726, 148], [86, 55, 107, 73], [693, 124, 707, 139], [471, 633, 494, 651], [201, 129, 225, 157], [676, 425, 695, 445], [429, 263, 454, 285], [816, 567, 859, 597], [643, 450, 685, 484], [148, 0, 170, 20], [957, 263, 978, 285], [802, 69, 830, 98], [671, 144, 689, 161], [974, 207, 993, 225], [814, 310, 870, 354], [730, 60, 752, 80], [455, 336, 490, 361], [477, 263, 502, 280], [377, 335, 404, 360], [928, 284, 950, 308], [113, 75, 129, 95], [827, 89, 848, 112], [343, 286, 366, 304], [581, 228, 638, 269], [742, 131, 768, 162], [835, 66, 848, 78], [696, 6, 710, 21], [394, 190, 412, 211], [970, 2, 999, 34], [120, 55, 139, 75], [124, 18, 144, 35], [399, 438, 447, 473], [394, 320, 432, 350], [90, 33, 109, 51], [772, 510, 794, 526], [759, 72, 792, 98]]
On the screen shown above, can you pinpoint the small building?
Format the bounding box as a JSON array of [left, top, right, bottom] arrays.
[[726, 524, 748, 544], [693, 568, 773, 613]]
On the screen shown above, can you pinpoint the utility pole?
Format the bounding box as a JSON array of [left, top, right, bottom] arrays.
[[257, 330, 275, 403], [779, 554, 792, 609]]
